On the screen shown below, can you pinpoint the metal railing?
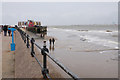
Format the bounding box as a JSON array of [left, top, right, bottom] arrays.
[[16, 27, 80, 80]]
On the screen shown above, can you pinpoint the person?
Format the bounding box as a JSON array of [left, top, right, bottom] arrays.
[[49, 38, 52, 45], [3, 25, 8, 36], [8, 27, 11, 36], [52, 38, 55, 45]]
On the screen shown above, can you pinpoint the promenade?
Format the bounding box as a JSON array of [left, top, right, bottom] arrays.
[[2, 32, 15, 78]]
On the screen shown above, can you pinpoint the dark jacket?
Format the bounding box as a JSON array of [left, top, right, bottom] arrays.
[[3, 25, 8, 31]]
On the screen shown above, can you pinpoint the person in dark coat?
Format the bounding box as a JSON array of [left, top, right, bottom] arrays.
[[52, 38, 55, 45], [8, 27, 11, 36], [3, 25, 8, 36], [49, 38, 52, 45]]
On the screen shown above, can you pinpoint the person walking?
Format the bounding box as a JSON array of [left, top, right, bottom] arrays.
[[3, 25, 8, 36], [8, 27, 11, 36], [52, 38, 55, 45], [49, 38, 52, 45]]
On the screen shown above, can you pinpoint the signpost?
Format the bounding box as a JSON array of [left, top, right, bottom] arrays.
[[8, 28, 16, 51]]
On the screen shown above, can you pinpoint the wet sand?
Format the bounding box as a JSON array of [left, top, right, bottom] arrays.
[[23, 25, 118, 78], [47, 26, 118, 78]]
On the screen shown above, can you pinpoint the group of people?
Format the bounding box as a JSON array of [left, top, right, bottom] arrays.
[[49, 38, 55, 51], [2, 25, 12, 36], [49, 38, 55, 45]]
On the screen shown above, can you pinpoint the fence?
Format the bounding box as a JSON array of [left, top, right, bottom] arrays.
[[16, 27, 80, 80]]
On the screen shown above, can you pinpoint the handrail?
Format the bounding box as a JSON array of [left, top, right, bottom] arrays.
[[32, 53, 43, 69], [45, 51, 79, 80], [16, 27, 80, 80], [34, 42, 79, 80]]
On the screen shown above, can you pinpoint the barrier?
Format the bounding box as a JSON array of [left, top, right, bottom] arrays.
[[17, 27, 80, 80]]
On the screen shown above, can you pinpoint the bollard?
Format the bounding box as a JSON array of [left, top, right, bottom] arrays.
[[31, 38, 35, 57], [26, 35, 30, 48], [41, 45, 49, 78]]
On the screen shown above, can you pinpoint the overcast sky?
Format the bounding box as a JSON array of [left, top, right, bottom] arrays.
[[1, 2, 118, 25]]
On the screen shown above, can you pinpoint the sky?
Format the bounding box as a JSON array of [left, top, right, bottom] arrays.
[[1, 2, 118, 26], [0, 0, 119, 2]]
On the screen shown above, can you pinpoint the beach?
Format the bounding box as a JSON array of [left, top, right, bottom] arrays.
[[29, 25, 118, 78]]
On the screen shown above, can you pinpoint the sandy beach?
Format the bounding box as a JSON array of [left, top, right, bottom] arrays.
[[22, 25, 118, 78], [47, 25, 118, 78]]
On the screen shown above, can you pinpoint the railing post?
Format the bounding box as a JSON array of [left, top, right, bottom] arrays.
[[31, 38, 35, 57], [41, 45, 49, 78], [26, 35, 30, 48], [21, 31, 24, 40], [24, 33, 26, 43]]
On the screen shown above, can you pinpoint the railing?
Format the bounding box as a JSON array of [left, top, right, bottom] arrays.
[[16, 27, 80, 80]]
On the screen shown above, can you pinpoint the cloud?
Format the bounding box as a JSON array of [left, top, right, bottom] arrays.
[[2, 2, 118, 25]]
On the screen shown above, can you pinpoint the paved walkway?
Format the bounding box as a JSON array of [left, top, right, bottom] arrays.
[[2, 32, 15, 78]]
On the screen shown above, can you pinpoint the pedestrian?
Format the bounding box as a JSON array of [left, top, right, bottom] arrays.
[[8, 27, 11, 36], [52, 38, 55, 45], [3, 25, 8, 36], [49, 38, 52, 45]]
